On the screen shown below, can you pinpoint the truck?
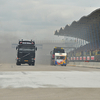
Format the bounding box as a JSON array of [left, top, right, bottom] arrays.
[[16, 40, 37, 66], [50, 47, 65, 65], [55, 53, 67, 66]]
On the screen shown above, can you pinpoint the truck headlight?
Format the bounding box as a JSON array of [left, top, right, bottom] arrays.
[[32, 58, 34, 60], [17, 58, 21, 61]]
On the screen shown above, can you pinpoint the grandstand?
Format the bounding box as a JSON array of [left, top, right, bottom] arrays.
[[54, 8, 100, 62]]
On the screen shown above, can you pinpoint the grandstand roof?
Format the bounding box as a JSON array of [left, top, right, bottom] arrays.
[[54, 8, 100, 43]]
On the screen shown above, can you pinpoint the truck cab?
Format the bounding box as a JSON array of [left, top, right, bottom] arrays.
[[50, 47, 65, 65], [16, 40, 37, 65]]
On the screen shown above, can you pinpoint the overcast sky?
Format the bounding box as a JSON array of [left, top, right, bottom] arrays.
[[0, 0, 100, 40]]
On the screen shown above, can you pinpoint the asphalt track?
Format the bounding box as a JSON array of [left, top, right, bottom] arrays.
[[0, 64, 100, 100]]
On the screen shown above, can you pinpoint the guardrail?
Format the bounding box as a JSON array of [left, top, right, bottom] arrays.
[[68, 62, 100, 68]]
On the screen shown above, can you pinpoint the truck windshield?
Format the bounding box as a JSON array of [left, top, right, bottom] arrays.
[[19, 48, 34, 51], [18, 45, 35, 51], [54, 49, 65, 54]]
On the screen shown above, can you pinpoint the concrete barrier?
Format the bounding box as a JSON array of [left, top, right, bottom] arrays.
[[67, 62, 100, 68]]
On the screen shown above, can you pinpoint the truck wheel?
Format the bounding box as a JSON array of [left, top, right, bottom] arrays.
[[16, 62, 21, 65], [29, 63, 31, 66], [32, 62, 35, 66], [50, 60, 54, 65]]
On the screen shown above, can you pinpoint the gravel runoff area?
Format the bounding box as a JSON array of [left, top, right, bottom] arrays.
[[0, 63, 100, 71], [0, 88, 100, 100], [0, 63, 100, 100]]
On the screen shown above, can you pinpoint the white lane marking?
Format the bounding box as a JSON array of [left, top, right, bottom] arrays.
[[0, 71, 100, 88]]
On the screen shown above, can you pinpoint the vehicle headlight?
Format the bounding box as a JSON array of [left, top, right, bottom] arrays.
[[17, 58, 20, 60], [32, 58, 34, 60], [18, 58, 21, 61]]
